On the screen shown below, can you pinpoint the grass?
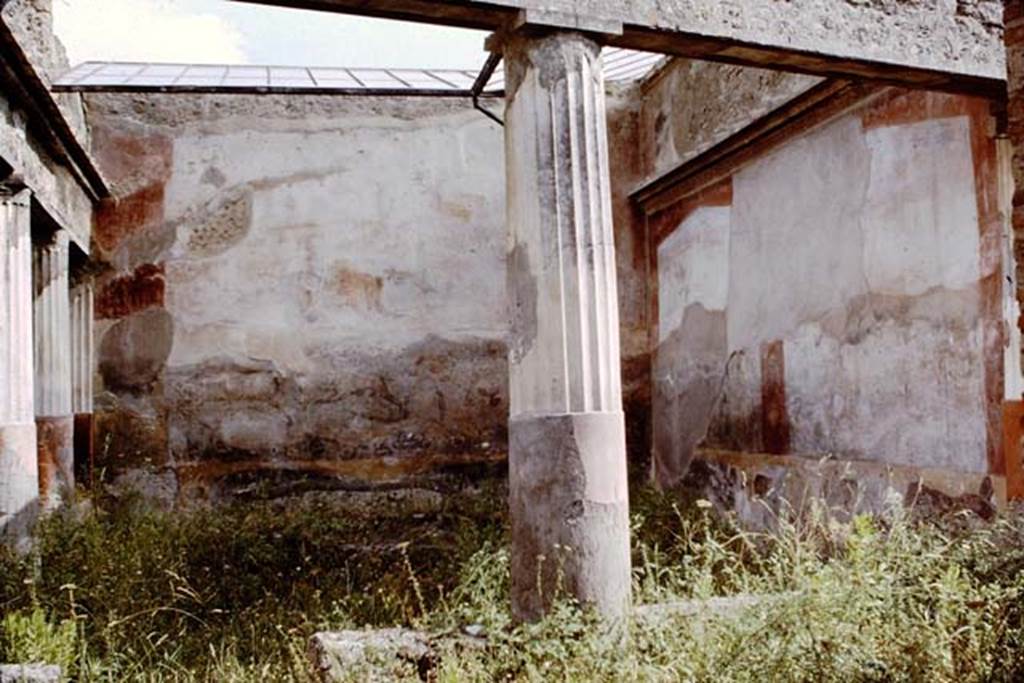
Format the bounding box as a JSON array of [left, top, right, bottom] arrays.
[[1, 483, 1023, 681]]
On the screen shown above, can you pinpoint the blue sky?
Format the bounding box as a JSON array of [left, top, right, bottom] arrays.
[[54, 0, 489, 69]]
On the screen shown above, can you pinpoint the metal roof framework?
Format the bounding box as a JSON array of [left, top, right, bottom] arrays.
[[52, 47, 665, 97]]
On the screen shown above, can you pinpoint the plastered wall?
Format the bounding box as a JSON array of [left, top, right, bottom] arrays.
[[651, 90, 1008, 490], [86, 94, 512, 501], [84, 88, 649, 502]]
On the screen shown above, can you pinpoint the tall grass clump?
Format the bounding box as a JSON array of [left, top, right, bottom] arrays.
[[1, 482, 1022, 681]]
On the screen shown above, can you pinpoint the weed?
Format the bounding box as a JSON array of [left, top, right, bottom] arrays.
[[0, 484, 1021, 681]]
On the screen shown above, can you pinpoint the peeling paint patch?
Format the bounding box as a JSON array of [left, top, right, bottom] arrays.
[[508, 242, 538, 364], [653, 303, 728, 488], [90, 123, 173, 196], [861, 90, 975, 131], [333, 266, 383, 311], [183, 191, 252, 257]]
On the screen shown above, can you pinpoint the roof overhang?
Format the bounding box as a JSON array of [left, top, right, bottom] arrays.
[[0, 15, 109, 202]]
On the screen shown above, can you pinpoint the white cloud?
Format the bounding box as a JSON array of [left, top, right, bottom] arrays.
[[54, 0, 247, 65]]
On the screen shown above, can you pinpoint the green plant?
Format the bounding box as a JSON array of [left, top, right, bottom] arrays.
[[1, 605, 78, 674], [0, 483, 1021, 681]]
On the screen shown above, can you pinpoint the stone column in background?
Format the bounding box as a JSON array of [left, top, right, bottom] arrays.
[[503, 28, 631, 621], [34, 229, 73, 508], [0, 186, 38, 550], [71, 275, 94, 487]]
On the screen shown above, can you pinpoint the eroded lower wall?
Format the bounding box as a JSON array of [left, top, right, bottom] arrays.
[[652, 91, 1007, 497], [85, 94, 514, 502]]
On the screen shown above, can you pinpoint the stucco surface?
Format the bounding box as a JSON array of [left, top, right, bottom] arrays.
[[639, 60, 822, 182], [86, 94, 511, 500], [654, 96, 996, 484], [616, 0, 1004, 79], [256, 0, 1004, 81]]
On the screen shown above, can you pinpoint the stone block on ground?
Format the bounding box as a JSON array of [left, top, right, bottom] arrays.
[[0, 664, 62, 683], [309, 629, 432, 682]]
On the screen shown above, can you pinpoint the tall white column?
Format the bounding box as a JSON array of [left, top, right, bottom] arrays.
[[70, 278, 94, 416], [71, 276, 94, 484], [0, 186, 39, 550], [504, 29, 631, 620], [34, 229, 73, 507]]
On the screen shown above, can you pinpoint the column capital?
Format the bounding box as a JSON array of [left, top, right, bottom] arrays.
[[485, 8, 622, 53], [0, 183, 30, 207], [70, 257, 103, 288], [36, 226, 70, 251]]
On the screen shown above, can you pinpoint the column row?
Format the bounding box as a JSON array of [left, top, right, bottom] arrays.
[[0, 186, 94, 549], [0, 187, 37, 552]]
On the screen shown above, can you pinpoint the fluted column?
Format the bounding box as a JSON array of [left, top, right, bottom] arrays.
[[34, 229, 73, 508], [504, 30, 631, 620], [0, 187, 39, 550], [71, 276, 94, 486]]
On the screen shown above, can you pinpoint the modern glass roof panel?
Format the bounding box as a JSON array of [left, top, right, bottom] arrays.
[[183, 65, 228, 77], [53, 48, 665, 96], [140, 64, 188, 77], [99, 63, 146, 76], [127, 75, 179, 87], [228, 66, 267, 77]]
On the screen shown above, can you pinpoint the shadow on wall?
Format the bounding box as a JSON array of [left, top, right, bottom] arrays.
[[0, 495, 40, 555]]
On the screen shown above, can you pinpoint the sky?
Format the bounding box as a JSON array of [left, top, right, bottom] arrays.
[[53, 0, 490, 69]]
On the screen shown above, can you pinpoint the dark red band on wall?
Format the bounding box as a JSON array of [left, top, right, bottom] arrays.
[[1003, 402, 1024, 500], [760, 340, 790, 455], [96, 263, 165, 319]]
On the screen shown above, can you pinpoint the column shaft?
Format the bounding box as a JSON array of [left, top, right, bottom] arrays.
[[0, 188, 39, 550], [504, 30, 631, 621], [71, 278, 94, 485], [34, 230, 73, 507]]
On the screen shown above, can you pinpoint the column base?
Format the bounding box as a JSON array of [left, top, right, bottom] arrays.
[[1, 422, 40, 552], [74, 413, 94, 488], [509, 412, 631, 622], [37, 415, 74, 509]]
